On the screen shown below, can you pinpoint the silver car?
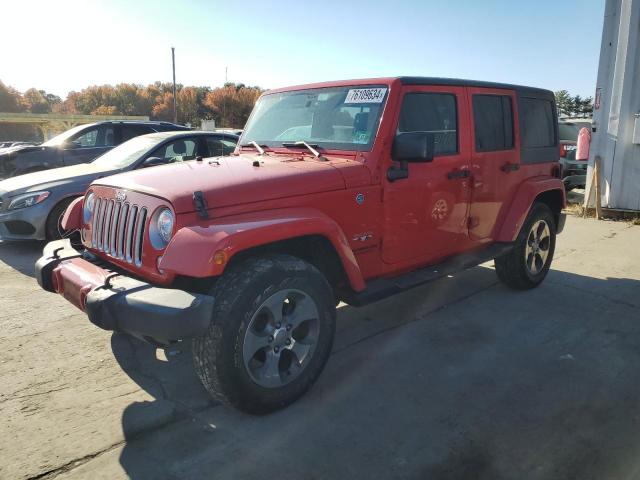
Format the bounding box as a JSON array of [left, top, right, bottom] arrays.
[[0, 131, 238, 241]]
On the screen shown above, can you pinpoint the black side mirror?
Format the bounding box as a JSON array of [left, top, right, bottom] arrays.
[[142, 156, 168, 168], [387, 132, 435, 181], [64, 140, 81, 149], [392, 132, 435, 163]]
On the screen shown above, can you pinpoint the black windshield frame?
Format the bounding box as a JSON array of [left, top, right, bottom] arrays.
[[240, 85, 389, 152]]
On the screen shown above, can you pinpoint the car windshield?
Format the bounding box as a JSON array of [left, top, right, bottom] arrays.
[[92, 135, 160, 169], [41, 124, 93, 147], [558, 123, 580, 141], [241, 86, 388, 151]]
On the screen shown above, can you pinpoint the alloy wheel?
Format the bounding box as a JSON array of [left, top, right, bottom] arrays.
[[242, 289, 320, 388], [525, 219, 551, 275]]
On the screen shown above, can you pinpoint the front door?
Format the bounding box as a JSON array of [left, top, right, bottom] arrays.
[[63, 124, 116, 166], [382, 85, 471, 266]]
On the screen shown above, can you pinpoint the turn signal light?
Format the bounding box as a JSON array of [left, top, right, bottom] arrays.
[[213, 250, 227, 265]]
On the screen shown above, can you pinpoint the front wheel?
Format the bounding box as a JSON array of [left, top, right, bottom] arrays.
[[45, 197, 80, 241], [193, 254, 336, 414], [495, 203, 557, 290]]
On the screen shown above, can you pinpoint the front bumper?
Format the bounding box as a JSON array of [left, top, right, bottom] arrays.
[[0, 201, 49, 241], [35, 239, 214, 344]]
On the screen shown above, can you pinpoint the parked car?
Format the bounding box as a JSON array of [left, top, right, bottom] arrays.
[[0, 131, 237, 241], [0, 141, 39, 149], [558, 119, 590, 190], [0, 121, 190, 179], [36, 77, 565, 414]]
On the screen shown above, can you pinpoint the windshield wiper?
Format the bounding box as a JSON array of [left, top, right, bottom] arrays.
[[241, 141, 267, 156], [281, 141, 327, 161]]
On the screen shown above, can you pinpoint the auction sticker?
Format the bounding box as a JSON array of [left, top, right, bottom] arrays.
[[344, 88, 387, 104]]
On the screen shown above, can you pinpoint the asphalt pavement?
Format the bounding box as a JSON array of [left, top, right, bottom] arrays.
[[1, 215, 639, 480]]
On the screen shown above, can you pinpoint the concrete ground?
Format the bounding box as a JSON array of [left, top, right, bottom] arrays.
[[1, 215, 639, 480]]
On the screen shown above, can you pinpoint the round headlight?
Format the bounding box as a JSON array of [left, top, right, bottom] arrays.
[[157, 209, 174, 243], [83, 192, 95, 223]]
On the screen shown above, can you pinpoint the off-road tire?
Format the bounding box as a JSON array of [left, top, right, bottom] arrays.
[[193, 254, 336, 414], [45, 197, 78, 241], [495, 203, 557, 290]]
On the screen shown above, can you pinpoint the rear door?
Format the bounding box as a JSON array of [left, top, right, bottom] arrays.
[[120, 124, 155, 144], [382, 85, 472, 265], [467, 87, 522, 241]]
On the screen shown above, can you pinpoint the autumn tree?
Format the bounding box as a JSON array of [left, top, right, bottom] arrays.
[[204, 83, 262, 128], [0, 80, 25, 112], [22, 88, 59, 113]]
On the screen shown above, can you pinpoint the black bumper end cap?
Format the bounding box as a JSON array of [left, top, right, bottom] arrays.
[[35, 239, 82, 292], [85, 279, 214, 344]]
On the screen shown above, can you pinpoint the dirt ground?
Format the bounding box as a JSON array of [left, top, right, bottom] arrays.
[[1, 215, 639, 480]]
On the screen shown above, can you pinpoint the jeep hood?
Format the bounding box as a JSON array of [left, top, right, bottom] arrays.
[[94, 154, 367, 213]]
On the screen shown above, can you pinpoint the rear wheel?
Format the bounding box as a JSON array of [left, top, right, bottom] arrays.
[[193, 254, 336, 414], [495, 203, 557, 290]]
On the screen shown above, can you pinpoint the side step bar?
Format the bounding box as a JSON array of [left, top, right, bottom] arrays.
[[345, 242, 514, 307]]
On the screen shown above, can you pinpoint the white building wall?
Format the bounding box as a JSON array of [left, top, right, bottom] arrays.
[[586, 0, 640, 211]]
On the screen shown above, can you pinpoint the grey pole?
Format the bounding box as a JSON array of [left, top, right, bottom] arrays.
[[171, 47, 177, 123]]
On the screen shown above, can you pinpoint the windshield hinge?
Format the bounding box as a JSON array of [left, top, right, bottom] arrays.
[[193, 191, 209, 219]]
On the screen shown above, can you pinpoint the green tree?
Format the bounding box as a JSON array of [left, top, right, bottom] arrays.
[[554, 90, 572, 116]]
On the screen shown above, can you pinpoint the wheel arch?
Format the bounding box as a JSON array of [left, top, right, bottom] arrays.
[[45, 194, 83, 240], [159, 208, 366, 292], [496, 177, 566, 242]]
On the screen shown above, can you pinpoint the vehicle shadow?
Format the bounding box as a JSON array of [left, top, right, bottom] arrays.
[[0, 240, 44, 278], [114, 267, 640, 480]]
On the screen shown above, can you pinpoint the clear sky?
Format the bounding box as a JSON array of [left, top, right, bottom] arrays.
[[2, 0, 604, 98]]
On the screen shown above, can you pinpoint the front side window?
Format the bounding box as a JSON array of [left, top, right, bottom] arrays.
[[473, 95, 514, 152], [150, 138, 197, 161], [71, 125, 116, 148], [398, 93, 458, 155], [521, 98, 555, 148], [241, 86, 388, 151]]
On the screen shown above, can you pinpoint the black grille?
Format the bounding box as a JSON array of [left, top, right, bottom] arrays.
[[91, 197, 147, 266]]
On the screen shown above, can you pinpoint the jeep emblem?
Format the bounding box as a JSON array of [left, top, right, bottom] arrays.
[[115, 191, 126, 202]]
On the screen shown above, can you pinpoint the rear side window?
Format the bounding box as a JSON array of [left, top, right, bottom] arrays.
[[121, 125, 155, 142], [472, 95, 514, 151], [558, 123, 580, 141], [398, 93, 458, 155], [521, 98, 555, 147]]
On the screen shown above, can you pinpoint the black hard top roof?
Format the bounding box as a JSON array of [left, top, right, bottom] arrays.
[[398, 77, 554, 98]]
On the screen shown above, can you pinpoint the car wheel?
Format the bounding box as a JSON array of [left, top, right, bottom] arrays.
[[193, 254, 336, 414], [495, 203, 557, 290], [45, 197, 79, 242]]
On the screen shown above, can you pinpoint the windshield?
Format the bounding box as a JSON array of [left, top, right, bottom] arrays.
[[92, 135, 160, 169], [241, 86, 388, 151], [558, 123, 580, 142], [42, 124, 93, 147]]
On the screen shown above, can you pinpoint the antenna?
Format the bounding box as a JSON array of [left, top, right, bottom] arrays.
[[171, 47, 177, 123]]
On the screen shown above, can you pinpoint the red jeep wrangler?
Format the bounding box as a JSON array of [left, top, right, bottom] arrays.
[[36, 77, 565, 413]]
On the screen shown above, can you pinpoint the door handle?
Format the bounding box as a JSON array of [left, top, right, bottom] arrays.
[[447, 169, 470, 180], [501, 162, 520, 173]]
